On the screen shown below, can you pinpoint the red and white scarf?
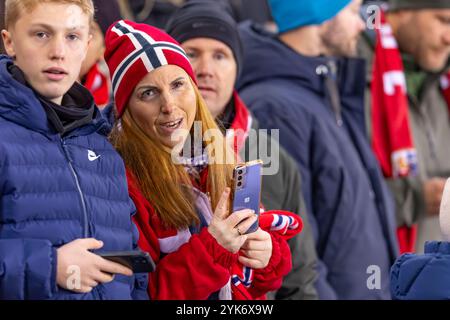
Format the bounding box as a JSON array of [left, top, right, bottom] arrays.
[[226, 91, 253, 158], [372, 10, 450, 254], [371, 10, 418, 179]]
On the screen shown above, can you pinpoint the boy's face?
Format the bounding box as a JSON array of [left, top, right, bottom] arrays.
[[2, 3, 91, 104]]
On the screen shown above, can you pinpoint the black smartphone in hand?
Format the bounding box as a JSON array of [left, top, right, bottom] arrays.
[[98, 250, 155, 273]]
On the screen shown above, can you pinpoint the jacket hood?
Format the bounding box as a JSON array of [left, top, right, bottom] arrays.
[[236, 21, 332, 95], [0, 55, 109, 137], [0, 55, 50, 134]]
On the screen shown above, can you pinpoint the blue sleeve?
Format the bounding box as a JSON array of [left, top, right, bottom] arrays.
[[249, 99, 339, 300], [0, 238, 58, 300]]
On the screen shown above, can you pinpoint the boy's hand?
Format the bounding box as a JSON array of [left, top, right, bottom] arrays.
[[56, 238, 133, 293]]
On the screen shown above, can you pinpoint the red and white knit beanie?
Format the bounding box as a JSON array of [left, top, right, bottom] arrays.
[[104, 20, 197, 118]]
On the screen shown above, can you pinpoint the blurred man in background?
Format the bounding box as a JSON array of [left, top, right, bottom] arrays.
[[359, 0, 450, 253]]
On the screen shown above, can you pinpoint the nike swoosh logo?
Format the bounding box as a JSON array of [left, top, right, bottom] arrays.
[[88, 150, 101, 162]]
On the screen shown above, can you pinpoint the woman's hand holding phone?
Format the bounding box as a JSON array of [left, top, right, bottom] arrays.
[[238, 228, 272, 269], [208, 188, 258, 253]]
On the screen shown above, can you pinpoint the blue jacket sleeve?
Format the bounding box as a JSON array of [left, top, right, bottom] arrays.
[[249, 98, 338, 300], [0, 238, 57, 300]]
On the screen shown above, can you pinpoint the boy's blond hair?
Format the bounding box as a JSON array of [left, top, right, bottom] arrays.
[[4, 0, 95, 29]]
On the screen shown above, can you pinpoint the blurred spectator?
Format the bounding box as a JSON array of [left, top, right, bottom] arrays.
[[79, 21, 110, 108], [79, 0, 123, 108], [358, 0, 450, 253]]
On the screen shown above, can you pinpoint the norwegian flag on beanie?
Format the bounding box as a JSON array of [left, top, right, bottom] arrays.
[[104, 20, 196, 118]]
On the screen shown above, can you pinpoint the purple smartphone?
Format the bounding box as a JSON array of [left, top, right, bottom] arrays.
[[231, 160, 263, 234]]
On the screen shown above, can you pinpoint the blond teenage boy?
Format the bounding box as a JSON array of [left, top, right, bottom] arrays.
[[0, 0, 147, 299]]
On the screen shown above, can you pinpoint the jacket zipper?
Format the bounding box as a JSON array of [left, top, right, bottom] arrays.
[[61, 138, 89, 238]]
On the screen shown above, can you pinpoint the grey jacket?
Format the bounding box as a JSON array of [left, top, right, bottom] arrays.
[[358, 28, 450, 252], [240, 117, 319, 300]]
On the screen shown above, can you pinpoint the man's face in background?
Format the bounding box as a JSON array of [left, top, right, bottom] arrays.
[[182, 37, 237, 118], [394, 9, 450, 72]]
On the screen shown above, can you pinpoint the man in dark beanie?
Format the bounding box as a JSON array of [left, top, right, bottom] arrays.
[[166, 0, 320, 300], [358, 0, 450, 256], [167, 0, 243, 117]]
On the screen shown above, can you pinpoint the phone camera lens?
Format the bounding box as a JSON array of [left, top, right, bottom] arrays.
[[237, 176, 243, 181], [237, 181, 242, 187], [238, 170, 243, 175]]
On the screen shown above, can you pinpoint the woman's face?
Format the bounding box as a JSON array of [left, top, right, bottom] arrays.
[[127, 65, 197, 149]]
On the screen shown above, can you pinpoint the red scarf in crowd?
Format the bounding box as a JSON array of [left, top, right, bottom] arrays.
[[226, 91, 253, 160], [372, 11, 450, 254], [371, 11, 419, 254], [83, 62, 111, 108]]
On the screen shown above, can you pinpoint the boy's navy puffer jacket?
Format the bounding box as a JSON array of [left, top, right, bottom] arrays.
[[0, 55, 147, 300]]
